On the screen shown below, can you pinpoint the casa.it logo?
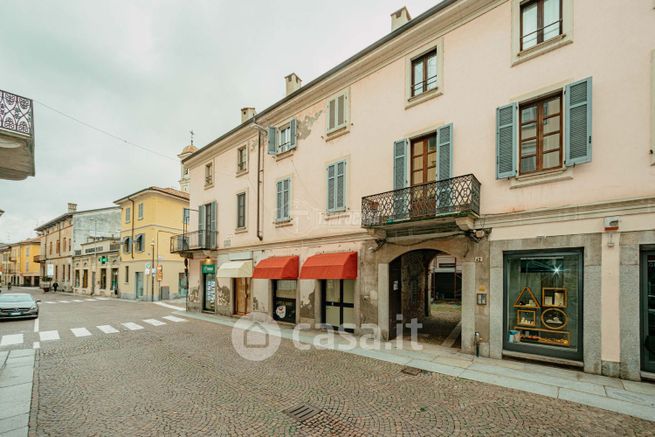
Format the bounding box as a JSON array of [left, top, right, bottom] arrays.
[[230, 313, 282, 361]]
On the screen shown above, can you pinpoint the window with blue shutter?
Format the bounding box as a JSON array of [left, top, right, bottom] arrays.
[[496, 103, 518, 179], [327, 160, 346, 212], [565, 77, 592, 165], [268, 127, 277, 155], [289, 119, 297, 150], [437, 123, 453, 181], [393, 139, 409, 220], [276, 178, 291, 221]]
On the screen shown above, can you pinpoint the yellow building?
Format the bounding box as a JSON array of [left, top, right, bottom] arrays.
[[5, 237, 41, 286], [114, 187, 189, 300]]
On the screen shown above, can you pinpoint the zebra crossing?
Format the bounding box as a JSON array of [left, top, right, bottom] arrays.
[[0, 315, 187, 348], [42, 297, 111, 305]]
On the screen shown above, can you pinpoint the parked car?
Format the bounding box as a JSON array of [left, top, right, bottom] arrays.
[[0, 293, 40, 319]]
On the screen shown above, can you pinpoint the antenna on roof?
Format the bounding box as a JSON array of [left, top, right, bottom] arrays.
[[189, 129, 195, 146]]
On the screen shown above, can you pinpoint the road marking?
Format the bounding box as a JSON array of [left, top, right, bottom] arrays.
[[1, 334, 24, 346], [97, 325, 119, 334], [84, 299, 97, 302], [44, 301, 56, 304], [58, 301, 70, 304], [33, 341, 40, 349], [162, 315, 186, 323], [39, 330, 60, 341], [72, 299, 83, 303], [95, 297, 110, 301], [71, 327, 92, 337], [143, 319, 166, 326], [34, 318, 39, 333], [155, 302, 186, 311], [122, 322, 143, 331]]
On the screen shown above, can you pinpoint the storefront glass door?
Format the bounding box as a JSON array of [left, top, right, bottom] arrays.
[[322, 279, 355, 332], [135, 272, 143, 299], [203, 272, 216, 312], [642, 251, 655, 373]]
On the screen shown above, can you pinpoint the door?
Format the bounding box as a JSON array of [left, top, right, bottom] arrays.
[[135, 272, 144, 299], [91, 272, 96, 294], [111, 268, 118, 292], [410, 135, 437, 219], [388, 257, 402, 340], [234, 278, 249, 315], [642, 250, 655, 373], [178, 273, 188, 297], [203, 272, 216, 312], [321, 280, 355, 332], [273, 280, 297, 324]]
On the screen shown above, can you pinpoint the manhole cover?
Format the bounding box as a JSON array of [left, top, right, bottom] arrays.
[[401, 366, 422, 376], [283, 404, 321, 422]]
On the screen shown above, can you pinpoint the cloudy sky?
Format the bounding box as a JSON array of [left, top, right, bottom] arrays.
[[0, 0, 440, 242]]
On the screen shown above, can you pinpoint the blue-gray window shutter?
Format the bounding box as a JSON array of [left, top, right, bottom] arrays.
[[209, 201, 217, 247], [198, 204, 206, 247], [283, 179, 290, 219], [393, 139, 409, 189], [327, 164, 335, 211], [289, 119, 297, 149], [437, 123, 453, 181], [565, 77, 592, 165], [276, 181, 283, 220], [496, 103, 518, 179], [268, 127, 277, 155], [336, 161, 345, 210]]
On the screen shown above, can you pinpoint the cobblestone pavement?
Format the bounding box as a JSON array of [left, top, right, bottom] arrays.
[[0, 288, 653, 436]]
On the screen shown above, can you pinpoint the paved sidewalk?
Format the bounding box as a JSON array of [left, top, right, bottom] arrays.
[[0, 349, 35, 436], [180, 311, 655, 422]]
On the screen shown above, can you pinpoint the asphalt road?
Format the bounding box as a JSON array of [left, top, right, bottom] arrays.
[[0, 287, 652, 436]]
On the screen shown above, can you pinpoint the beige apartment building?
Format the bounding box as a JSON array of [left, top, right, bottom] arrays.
[[173, 0, 655, 381], [4, 238, 41, 286], [35, 203, 120, 291], [114, 186, 189, 300]]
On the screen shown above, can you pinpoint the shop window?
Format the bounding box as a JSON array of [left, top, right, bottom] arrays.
[[504, 249, 583, 361], [273, 280, 296, 323]]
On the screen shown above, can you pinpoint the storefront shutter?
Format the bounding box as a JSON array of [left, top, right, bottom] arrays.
[[437, 123, 453, 181], [565, 77, 592, 165], [289, 119, 297, 149], [496, 102, 518, 179], [268, 127, 277, 155]]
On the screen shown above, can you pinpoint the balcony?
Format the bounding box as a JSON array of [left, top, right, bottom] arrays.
[[0, 89, 35, 180], [33, 254, 43, 263], [361, 174, 481, 232], [170, 230, 219, 254]]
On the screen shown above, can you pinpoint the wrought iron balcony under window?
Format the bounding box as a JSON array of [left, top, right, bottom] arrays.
[[361, 174, 480, 228], [170, 230, 219, 253], [0, 90, 33, 140]]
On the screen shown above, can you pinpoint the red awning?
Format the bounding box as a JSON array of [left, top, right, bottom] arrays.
[[252, 256, 299, 279], [299, 252, 358, 279]]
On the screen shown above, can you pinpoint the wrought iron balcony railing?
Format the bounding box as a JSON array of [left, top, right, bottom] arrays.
[[170, 230, 219, 253], [0, 90, 33, 140], [361, 174, 480, 228]]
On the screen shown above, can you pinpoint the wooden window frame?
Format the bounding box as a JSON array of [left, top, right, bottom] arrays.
[[410, 133, 437, 186], [137, 203, 144, 220], [519, 0, 563, 51], [410, 50, 438, 97], [205, 162, 214, 186], [519, 92, 563, 175]]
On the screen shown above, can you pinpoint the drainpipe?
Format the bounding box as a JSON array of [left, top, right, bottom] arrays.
[[256, 119, 264, 241]]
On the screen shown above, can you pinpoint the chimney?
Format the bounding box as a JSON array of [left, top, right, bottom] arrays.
[[241, 107, 256, 123], [391, 7, 411, 31], [67, 202, 77, 213], [285, 73, 302, 96]]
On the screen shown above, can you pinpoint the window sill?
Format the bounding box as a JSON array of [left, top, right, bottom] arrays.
[[236, 169, 248, 177], [405, 88, 442, 110], [274, 148, 296, 161], [325, 125, 350, 142], [274, 219, 293, 228], [234, 227, 248, 234], [509, 167, 573, 189], [513, 34, 572, 67], [204, 183, 214, 190], [323, 210, 349, 220]]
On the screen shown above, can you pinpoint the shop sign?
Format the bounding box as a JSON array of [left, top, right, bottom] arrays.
[[202, 264, 216, 274]]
